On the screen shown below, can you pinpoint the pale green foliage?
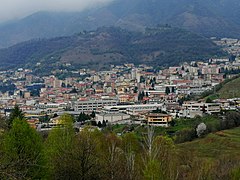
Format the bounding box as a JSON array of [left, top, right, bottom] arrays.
[[153, 136, 178, 180], [144, 160, 162, 180], [58, 113, 74, 126], [143, 127, 178, 180], [100, 133, 124, 179], [45, 114, 75, 179], [122, 132, 142, 180], [143, 127, 162, 180], [46, 114, 103, 179]]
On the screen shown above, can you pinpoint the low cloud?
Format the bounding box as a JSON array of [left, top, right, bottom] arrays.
[[0, 0, 114, 22]]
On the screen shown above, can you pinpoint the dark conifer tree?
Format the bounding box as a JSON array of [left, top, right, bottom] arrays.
[[7, 105, 25, 128]]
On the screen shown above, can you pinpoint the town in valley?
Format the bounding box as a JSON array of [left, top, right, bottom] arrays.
[[1, 51, 240, 131]]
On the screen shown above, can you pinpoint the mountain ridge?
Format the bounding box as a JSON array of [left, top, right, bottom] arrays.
[[0, 0, 240, 48], [0, 26, 226, 72]]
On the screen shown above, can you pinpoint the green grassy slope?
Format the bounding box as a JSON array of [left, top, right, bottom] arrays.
[[218, 77, 240, 99], [177, 127, 240, 159], [203, 75, 240, 100]]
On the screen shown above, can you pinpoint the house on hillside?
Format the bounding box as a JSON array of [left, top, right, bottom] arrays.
[[145, 113, 172, 127]]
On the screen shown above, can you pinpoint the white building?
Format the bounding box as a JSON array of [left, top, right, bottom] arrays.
[[36, 102, 68, 112], [179, 102, 221, 118], [95, 112, 130, 124], [104, 103, 164, 115], [73, 98, 118, 112]]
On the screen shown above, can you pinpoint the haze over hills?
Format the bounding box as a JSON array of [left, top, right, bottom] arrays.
[[0, 0, 240, 48], [0, 26, 225, 72]]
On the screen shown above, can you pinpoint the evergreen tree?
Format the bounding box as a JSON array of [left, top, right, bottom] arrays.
[[90, 111, 96, 118], [146, 92, 149, 97], [153, 77, 156, 83], [206, 97, 213, 103], [133, 86, 138, 93], [102, 120, 107, 127], [140, 76, 145, 83], [151, 83, 155, 88], [138, 91, 145, 101], [165, 87, 170, 95], [78, 112, 85, 122], [138, 93, 143, 101], [97, 121, 102, 128], [2, 118, 45, 179], [78, 112, 91, 122], [7, 105, 25, 128], [150, 78, 153, 84], [91, 120, 97, 126]]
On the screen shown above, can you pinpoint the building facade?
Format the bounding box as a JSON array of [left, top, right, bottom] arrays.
[[146, 113, 172, 127]]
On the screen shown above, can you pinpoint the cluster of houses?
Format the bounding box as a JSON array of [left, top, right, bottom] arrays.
[[213, 37, 240, 56], [0, 58, 240, 129]]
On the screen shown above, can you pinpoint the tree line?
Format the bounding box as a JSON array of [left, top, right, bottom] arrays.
[[0, 106, 240, 179]]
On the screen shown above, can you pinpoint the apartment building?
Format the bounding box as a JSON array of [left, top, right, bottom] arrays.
[[73, 98, 118, 112], [103, 103, 164, 115], [179, 102, 221, 118]]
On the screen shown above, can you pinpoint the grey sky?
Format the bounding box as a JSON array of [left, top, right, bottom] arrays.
[[0, 0, 113, 22]]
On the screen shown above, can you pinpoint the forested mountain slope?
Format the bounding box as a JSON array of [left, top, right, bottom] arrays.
[[0, 27, 225, 71]]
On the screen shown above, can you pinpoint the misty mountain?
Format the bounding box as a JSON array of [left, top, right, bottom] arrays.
[[0, 0, 240, 48], [82, 0, 240, 37], [0, 26, 225, 72]]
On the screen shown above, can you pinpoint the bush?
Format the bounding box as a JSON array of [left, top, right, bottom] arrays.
[[175, 128, 196, 143]]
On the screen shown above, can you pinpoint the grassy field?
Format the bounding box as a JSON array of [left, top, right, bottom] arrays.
[[112, 124, 240, 158], [218, 77, 240, 99], [205, 75, 240, 100], [177, 127, 240, 159]]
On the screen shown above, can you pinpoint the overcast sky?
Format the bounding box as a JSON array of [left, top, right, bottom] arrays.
[[0, 0, 114, 22]]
